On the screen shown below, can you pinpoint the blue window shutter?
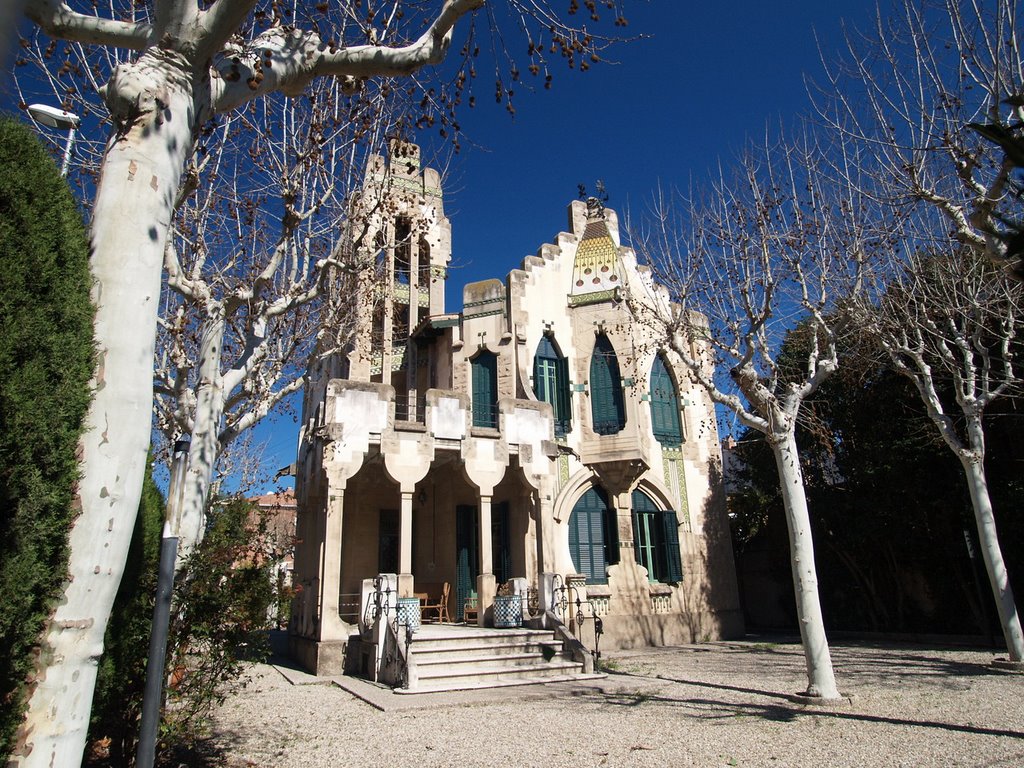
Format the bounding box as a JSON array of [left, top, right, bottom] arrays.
[[650, 355, 683, 447], [590, 335, 625, 435]]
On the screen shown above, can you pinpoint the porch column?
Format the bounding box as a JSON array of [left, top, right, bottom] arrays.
[[478, 494, 493, 575], [477, 493, 496, 627], [399, 489, 415, 597], [320, 485, 347, 639], [614, 491, 636, 565]]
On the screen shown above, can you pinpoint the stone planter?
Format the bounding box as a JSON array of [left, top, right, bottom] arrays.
[[493, 594, 523, 628]]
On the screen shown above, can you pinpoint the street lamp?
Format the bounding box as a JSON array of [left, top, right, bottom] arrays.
[[27, 103, 80, 177]]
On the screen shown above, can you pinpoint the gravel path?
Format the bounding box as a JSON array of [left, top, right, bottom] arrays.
[[209, 639, 1024, 768]]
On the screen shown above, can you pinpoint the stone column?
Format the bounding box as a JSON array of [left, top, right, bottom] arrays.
[[320, 485, 347, 640], [477, 493, 496, 627], [399, 489, 415, 597]]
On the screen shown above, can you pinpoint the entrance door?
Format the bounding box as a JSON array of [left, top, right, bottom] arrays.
[[455, 505, 478, 620]]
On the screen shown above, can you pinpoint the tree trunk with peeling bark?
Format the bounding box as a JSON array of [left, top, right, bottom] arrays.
[[14, 64, 197, 766], [770, 431, 840, 699], [16, 2, 625, 763]]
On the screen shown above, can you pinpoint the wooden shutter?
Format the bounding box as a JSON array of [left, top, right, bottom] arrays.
[[590, 335, 625, 435], [659, 510, 684, 583], [569, 488, 608, 584], [472, 351, 497, 427], [650, 355, 682, 447]]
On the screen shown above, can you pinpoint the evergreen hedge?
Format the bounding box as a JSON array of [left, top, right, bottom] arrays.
[[0, 116, 95, 762]]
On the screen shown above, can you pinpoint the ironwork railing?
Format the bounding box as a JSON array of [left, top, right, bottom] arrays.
[[551, 574, 604, 668], [365, 577, 416, 689], [394, 394, 427, 423]]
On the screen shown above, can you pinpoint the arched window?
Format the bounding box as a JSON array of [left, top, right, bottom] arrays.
[[590, 334, 625, 435], [631, 490, 683, 584], [417, 236, 431, 286], [650, 355, 683, 447], [534, 334, 572, 437], [471, 351, 498, 428], [568, 486, 618, 584]]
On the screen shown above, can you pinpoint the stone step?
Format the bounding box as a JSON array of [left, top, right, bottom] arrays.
[[395, 671, 606, 695], [410, 639, 563, 658], [414, 650, 570, 674], [412, 659, 586, 691]]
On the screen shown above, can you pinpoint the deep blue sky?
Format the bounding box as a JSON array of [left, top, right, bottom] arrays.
[[440, 0, 881, 311], [4, 1, 887, 491]]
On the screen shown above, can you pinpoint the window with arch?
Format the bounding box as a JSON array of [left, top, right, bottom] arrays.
[[650, 355, 683, 447], [590, 334, 625, 435], [417, 236, 431, 286], [471, 351, 498, 428], [534, 334, 572, 437], [631, 490, 683, 583], [568, 486, 619, 584]]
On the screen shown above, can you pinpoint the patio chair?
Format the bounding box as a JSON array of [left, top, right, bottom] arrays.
[[421, 582, 451, 623]]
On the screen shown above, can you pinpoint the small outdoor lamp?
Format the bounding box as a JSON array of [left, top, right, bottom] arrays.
[[27, 103, 81, 177]]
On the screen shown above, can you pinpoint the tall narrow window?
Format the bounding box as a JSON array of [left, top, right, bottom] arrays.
[[471, 351, 498, 428], [417, 237, 431, 286], [590, 334, 625, 435], [650, 355, 683, 447], [631, 491, 683, 583], [568, 486, 618, 584], [394, 217, 411, 284], [534, 335, 572, 437]]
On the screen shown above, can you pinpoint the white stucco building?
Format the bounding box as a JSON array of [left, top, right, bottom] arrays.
[[290, 142, 742, 677]]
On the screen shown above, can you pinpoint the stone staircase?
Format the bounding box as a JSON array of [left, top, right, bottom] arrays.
[[397, 624, 602, 694]]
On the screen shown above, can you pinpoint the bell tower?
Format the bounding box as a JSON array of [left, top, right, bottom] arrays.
[[343, 140, 452, 426]]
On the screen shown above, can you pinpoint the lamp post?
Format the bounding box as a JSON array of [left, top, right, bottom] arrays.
[[27, 103, 80, 177], [136, 438, 190, 768]]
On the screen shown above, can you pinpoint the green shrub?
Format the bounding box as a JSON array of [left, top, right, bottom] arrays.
[[161, 497, 277, 751], [0, 116, 94, 763]]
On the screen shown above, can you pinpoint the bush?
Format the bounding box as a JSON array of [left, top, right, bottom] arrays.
[[161, 497, 277, 755], [0, 116, 94, 763], [84, 494, 281, 766]]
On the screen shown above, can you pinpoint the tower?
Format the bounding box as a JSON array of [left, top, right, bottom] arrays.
[[347, 140, 452, 415]]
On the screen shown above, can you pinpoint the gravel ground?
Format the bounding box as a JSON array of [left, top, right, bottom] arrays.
[[208, 639, 1024, 768]]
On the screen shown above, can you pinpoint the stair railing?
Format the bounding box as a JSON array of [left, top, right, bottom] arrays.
[[549, 573, 604, 671], [362, 574, 416, 688]]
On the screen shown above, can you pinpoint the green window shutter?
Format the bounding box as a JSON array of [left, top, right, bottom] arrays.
[[555, 353, 572, 436], [660, 510, 684, 583], [631, 491, 683, 583], [472, 351, 498, 427], [650, 355, 682, 447], [568, 487, 609, 584], [590, 335, 625, 435], [534, 335, 572, 436]]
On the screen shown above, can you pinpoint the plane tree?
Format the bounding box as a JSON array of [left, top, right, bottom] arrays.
[[818, 0, 1024, 663], [12, 1, 627, 765], [633, 134, 884, 701]]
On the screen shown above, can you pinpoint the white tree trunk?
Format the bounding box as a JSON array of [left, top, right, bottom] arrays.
[[771, 430, 841, 700], [176, 314, 227, 558], [13, 61, 197, 768], [960, 416, 1024, 662]]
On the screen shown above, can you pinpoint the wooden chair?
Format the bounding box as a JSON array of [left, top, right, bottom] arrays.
[[421, 582, 451, 623], [462, 596, 479, 624]]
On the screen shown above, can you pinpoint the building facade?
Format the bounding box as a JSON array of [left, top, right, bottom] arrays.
[[290, 143, 742, 675]]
